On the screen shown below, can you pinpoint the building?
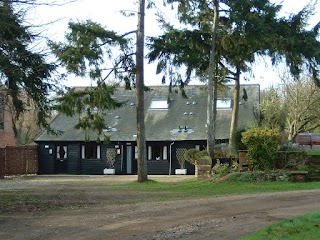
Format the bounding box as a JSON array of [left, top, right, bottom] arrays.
[[0, 86, 16, 147], [35, 84, 260, 175]]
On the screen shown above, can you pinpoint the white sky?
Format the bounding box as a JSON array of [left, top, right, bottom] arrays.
[[31, 0, 320, 90]]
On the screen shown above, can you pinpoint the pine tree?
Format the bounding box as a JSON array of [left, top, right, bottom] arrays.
[[0, 1, 56, 131], [148, 0, 320, 158]]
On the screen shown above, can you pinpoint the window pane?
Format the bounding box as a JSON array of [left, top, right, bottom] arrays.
[[83, 143, 99, 159], [217, 99, 231, 109], [150, 100, 168, 109], [57, 145, 67, 159]]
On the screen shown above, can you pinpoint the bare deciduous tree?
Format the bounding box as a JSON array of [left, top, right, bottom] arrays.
[[281, 75, 320, 142]]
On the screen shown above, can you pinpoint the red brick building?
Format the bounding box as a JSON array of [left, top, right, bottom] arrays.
[[0, 86, 16, 147]]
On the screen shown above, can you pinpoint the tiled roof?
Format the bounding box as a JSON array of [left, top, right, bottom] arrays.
[[35, 84, 260, 142]]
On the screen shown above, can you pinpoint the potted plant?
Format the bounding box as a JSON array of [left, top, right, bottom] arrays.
[[175, 148, 187, 175], [184, 149, 210, 177], [104, 149, 116, 175]]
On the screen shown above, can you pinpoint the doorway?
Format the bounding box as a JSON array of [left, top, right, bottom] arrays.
[[55, 145, 68, 174], [126, 145, 132, 174]]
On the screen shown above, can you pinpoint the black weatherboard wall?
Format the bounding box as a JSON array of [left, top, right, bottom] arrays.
[[38, 142, 55, 174]]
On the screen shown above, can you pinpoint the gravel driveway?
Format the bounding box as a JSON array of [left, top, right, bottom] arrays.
[[1, 175, 320, 240]]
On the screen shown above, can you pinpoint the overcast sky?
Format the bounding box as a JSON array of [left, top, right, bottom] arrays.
[[30, 0, 320, 89]]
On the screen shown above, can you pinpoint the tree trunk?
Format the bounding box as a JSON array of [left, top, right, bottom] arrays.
[[287, 122, 296, 143], [229, 68, 240, 158], [136, 0, 148, 182], [206, 0, 219, 159]]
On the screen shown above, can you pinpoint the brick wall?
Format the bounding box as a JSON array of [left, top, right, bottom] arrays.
[[0, 146, 38, 176], [0, 89, 16, 147]]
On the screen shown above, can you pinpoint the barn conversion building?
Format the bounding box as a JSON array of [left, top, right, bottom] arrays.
[[35, 84, 260, 175]]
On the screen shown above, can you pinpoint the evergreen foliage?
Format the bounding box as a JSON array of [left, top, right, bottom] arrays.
[[49, 20, 135, 83], [50, 20, 137, 138], [55, 82, 124, 139], [0, 1, 57, 130], [148, 0, 320, 158]]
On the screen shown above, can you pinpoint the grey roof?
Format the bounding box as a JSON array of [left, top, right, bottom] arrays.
[[36, 84, 260, 142]]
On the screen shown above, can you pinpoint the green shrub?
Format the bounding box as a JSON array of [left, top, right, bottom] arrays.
[[305, 149, 320, 156], [277, 150, 307, 170], [228, 171, 290, 182], [184, 149, 209, 166], [213, 160, 231, 177], [184, 148, 199, 165], [242, 127, 281, 170]]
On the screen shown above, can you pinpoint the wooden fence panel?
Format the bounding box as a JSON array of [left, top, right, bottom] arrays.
[[0, 146, 38, 176], [0, 148, 4, 178]]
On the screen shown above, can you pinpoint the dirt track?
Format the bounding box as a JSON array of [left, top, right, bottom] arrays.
[[1, 176, 320, 240]]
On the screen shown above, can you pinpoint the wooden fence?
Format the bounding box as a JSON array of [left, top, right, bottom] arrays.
[[0, 146, 38, 178]]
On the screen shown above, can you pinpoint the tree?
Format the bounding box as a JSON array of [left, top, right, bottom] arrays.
[[260, 86, 286, 130], [50, 21, 135, 139], [136, 0, 148, 182], [281, 74, 320, 142], [148, 0, 221, 158], [50, 2, 149, 181], [260, 72, 320, 143], [7, 96, 48, 145], [206, 0, 219, 160], [0, 0, 58, 134], [148, 0, 320, 158]]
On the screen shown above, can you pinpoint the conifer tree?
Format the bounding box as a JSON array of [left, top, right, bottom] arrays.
[[0, 0, 57, 131], [50, 2, 149, 181], [148, 0, 320, 158]]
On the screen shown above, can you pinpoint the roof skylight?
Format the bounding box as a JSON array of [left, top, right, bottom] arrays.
[[150, 100, 169, 110], [217, 99, 232, 109]]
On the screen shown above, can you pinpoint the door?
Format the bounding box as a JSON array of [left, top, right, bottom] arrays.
[[126, 145, 132, 174], [55, 145, 68, 174]]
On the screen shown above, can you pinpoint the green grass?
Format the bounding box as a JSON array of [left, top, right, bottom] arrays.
[[306, 149, 320, 156], [1, 177, 320, 213], [242, 210, 320, 240], [123, 179, 320, 196]]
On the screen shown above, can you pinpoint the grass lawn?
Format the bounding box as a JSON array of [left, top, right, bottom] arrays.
[[242, 210, 320, 240], [1, 176, 320, 213]]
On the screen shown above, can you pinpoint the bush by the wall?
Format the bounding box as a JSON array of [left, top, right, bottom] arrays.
[[228, 171, 291, 182], [242, 127, 281, 170]]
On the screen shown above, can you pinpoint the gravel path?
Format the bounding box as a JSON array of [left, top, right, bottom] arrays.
[[1, 176, 320, 239]]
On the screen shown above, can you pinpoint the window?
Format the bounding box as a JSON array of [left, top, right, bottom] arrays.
[[81, 143, 101, 159], [217, 99, 232, 109], [135, 146, 138, 159], [56, 145, 67, 159], [148, 144, 168, 160], [150, 100, 169, 110]]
